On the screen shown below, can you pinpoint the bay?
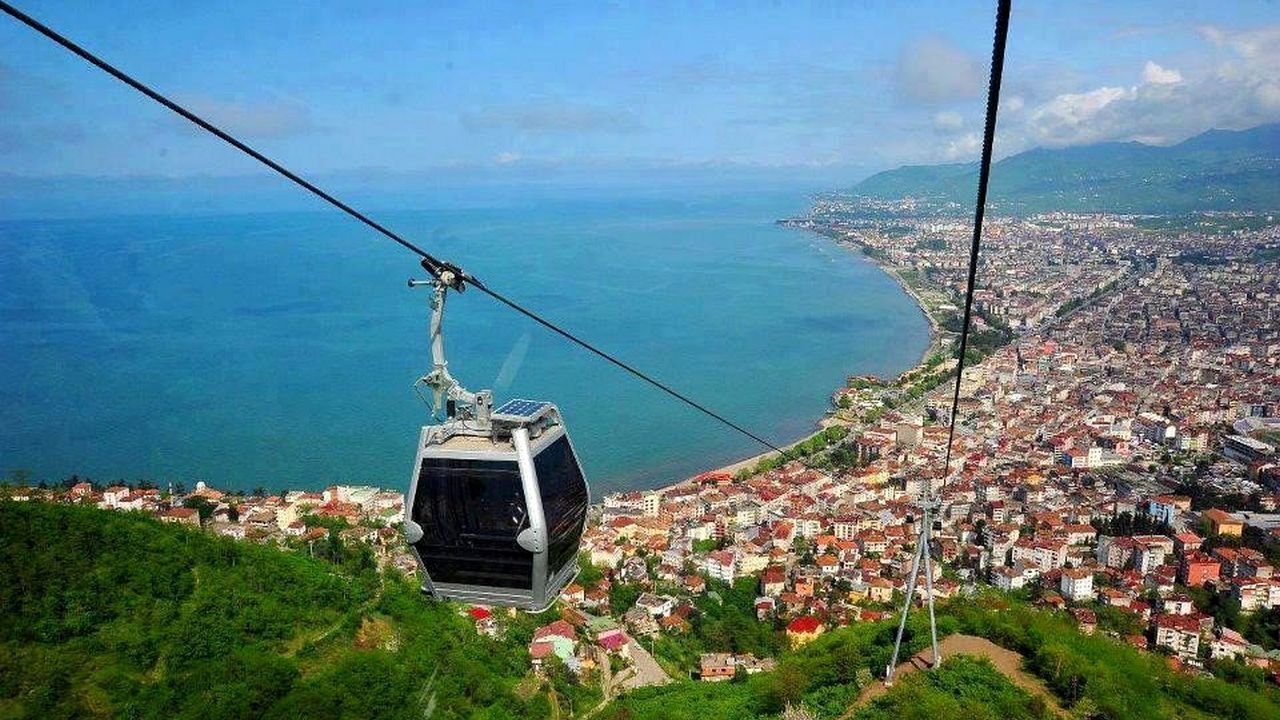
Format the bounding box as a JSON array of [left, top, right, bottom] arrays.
[[0, 189, 929, 494]]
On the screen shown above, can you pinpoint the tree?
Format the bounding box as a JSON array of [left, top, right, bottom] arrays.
[[183, 496, 215, 523]]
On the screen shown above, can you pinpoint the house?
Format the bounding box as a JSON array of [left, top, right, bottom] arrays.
[[1131, 535, 1173, 574], [1210, 628, 1249, 660], [1171, 532, 1203, 553], [597, 628, 631, 657], [158, 507, 200, 527], [1230, 579, 1279, 612], [760, 565, 787, 596], [476, 616, 502, 638], [755, 596, 776, 620], [634, 593, 676, 618], [583, 586, 610, 610], [815, 554, 840, 576], [210, 521, 246, 539], [1096, 535, 1135, 569], [1153, 614, 1201, 659], [1203, 508, 1243, 537], [1062, 524, 1097, 545], [590, 544, 624, 568], [660, 614, 691, 634], [1060, 568, 1093, 602], [794, 575, 817, 598], [1161, 594, 1195, 616], [624, 607, 659, 636], [677, 574, 705, 595], [102, 485, 130, 508], [867, 577, 894, 603], [561, 607, 588, 628], [621, 556, 650, 584], [1147, 495, 1191, 525], [561, 583, 585, 605], [1213, 547, 1242, 577], [857, 531, 889, 554], [530, 620, 578, 671], [700, 653, 737, 682], [468, 607, 501, 638], [786, 615, 824, 647], [737, 653, 777, 674], [1178, 551, 1220, 587], [1236, 548, 1274, 579], [1071, 607, 1097, 635], [992, 566, 1027, 592], [705, 550, 736, 583], [66, 481, 95, 500]]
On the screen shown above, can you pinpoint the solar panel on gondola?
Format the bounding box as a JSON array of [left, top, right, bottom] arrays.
[[401, 270, 589, 611]]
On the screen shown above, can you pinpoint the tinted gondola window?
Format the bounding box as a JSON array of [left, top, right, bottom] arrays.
[[534, 435, 589, 576], [412, 458, 533, 589]]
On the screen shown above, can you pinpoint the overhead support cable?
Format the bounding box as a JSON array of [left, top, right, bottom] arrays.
[[886, 0, 1011, 685]]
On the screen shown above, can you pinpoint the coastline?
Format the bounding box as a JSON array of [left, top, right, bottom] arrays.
[[647, 222, 947, 496], [832, 237, 944, 366]]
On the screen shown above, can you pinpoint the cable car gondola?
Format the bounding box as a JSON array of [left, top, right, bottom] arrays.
[[402, 268, 589, 611]]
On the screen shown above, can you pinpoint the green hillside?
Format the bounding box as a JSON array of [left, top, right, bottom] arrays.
[[604, 595, 1280, 720], [3, 501, 1279, 720], [0, 500, 559, 720], [854, 123, 1280, 214]]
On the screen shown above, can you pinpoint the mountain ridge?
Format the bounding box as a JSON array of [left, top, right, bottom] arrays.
[[854, 123, 1280, 214]]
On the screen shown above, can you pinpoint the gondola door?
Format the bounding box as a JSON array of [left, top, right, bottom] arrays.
[[409, 453, 536, 596]]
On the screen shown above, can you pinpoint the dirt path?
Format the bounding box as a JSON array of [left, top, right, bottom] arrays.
[[843, 634, 1065, 718]]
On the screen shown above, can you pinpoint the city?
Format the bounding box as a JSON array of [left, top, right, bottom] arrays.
[[7, 204, 1278, 702]]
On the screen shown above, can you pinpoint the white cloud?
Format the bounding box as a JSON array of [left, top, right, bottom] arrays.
[[1141, 61, 1183, 85], [944, 132, 981, 160], [494, 151, 522, 165], [896, 36, 984, 104], [1006, 25, 1280, 149], [1029, 86, 1132, 145], [932, 110, 964, 132]]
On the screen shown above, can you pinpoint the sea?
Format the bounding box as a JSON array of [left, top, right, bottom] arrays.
[[0, 188, 929, 495]]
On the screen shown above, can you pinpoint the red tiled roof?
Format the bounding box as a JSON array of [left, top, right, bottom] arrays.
[[533, 619, 576, 642], [787, 615, 822, 634], [599, 632, 628, 650]]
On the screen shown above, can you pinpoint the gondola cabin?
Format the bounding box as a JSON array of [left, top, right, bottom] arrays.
[[403, 398, 589, 611]]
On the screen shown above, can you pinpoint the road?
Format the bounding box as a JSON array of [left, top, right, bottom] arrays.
[[617, 638, 671, 691], [583, 638, 671, 719]]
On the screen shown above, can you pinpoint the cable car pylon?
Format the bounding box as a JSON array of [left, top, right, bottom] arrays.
[[885, 476, 942, 684], [884, 0, 1009, 684]]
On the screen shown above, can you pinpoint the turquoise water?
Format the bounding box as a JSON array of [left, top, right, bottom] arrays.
[[0, 190, 928, 494]]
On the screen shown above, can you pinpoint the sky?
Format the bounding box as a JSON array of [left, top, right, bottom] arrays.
[[2, 0, 1280, 186]]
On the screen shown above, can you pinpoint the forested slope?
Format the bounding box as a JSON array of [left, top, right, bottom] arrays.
[[4, 501, 1280, 720], [0, 501, 548, 720], [854, 123, 1280, 214]]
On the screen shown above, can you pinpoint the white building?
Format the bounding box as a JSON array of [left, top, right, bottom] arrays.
[[1060, 568, 1094, 602], [705, 550, 736, 584]]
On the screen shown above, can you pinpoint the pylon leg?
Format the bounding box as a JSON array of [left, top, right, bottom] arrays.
[[921, 521, 940, 669], [885, 530, 925, 685]]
